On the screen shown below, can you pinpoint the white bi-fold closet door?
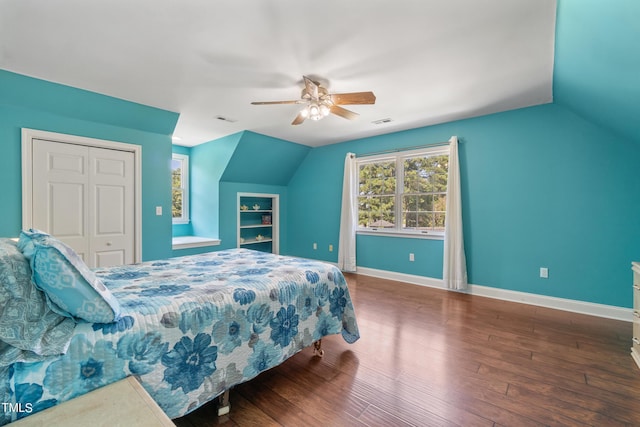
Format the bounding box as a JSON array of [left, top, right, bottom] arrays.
[[28, 137, 136, 268]]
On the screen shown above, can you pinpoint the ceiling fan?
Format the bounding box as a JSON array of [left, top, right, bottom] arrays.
[[251, 76, 376, 125]]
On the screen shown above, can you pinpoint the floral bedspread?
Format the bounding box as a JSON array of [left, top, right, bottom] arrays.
[[0, 249, 359, 424]]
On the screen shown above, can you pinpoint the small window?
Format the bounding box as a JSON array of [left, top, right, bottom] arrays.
[[357, 146, 448, 237], [171, 153, 189, 224]]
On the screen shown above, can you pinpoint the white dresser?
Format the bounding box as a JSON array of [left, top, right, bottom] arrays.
[[632, 262, 640, 369]]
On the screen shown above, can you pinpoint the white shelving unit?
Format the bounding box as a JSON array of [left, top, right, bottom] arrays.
[[237, 192, 279, 254]]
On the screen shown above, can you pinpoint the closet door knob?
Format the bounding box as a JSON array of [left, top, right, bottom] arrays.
[[106, 241, 112, 246]]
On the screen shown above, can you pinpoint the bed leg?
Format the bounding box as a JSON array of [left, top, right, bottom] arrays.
[[217, 390, 230, 416], [313, 339, 324, 357]]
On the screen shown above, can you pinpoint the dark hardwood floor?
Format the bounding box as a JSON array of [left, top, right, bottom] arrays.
[[174, 273, 640, 426]]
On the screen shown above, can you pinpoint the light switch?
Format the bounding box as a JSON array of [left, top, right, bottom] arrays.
[[156, 206, 162, 216]]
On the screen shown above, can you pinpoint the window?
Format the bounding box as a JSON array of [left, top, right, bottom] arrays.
[[171, 153, 189, 224], [357, 146, 448, 237]]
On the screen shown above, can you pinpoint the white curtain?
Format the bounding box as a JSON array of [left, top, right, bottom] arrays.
[[337, 153, 357, 272], [443, 136, 468, 290]]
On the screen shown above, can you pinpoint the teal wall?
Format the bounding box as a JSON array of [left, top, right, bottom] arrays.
[[170, 181, 288, 258], [4, 0, 638, 310], [169, 133, 240, 258], [171, 131, 306, 257], [554, 0, 640, 145], [220, 131, 310, 185], [0, 70, 179, 261], [189, 132, 242, 239], [286, 103, 640, 308], [190, 131, 311, 244]]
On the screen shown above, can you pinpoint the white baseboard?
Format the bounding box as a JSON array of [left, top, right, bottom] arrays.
[[355, 266, 632, 322]]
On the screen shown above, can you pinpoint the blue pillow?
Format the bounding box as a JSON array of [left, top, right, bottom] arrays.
[[16, 228, 49, 258], [18, 230, 121, 323], [0, 238, 75, 359]]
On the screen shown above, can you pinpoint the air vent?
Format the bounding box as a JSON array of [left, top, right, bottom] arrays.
[[215, 115, 237, 123], [372, 118, 393, 125]]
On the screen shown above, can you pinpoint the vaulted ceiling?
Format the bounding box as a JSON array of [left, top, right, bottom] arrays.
[[553, 0, 639, 145], [0, 1, 636, 147]]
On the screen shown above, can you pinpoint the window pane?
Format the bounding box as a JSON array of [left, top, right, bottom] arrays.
[[358, 195, 395, 228], [172, 163, 182, 188], [424, 155, 449, 192], [171, 154, 189, 223], [403, 211, 417, 229], [400, 154, 448, 232], [359, 161, 396, 196], [402, 194, 418, 212], [433, 213, 446, 232], [417, 212, 433, 229], [433, 194, 446, 212], [172, 189, 183, 218], [171, 158, 182, 171], [403, 155, 448, 193], [418, 195, 433, 212], [357, 150, 448, 234], [403, 157, 427, 192], [402, 195, 430, 229]]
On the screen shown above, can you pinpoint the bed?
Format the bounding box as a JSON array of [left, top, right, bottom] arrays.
[[0, 235, 359, 425]]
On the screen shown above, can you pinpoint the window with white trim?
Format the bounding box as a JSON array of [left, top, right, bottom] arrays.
[[171, 153, 189, 224], [357, 146, 449, 237]]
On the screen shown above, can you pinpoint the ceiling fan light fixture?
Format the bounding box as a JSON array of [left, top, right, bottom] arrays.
[[252, 75, 375, 125], [308, 103, 323, 120]]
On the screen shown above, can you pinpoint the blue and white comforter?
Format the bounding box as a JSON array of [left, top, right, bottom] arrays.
[[0, 248, 359, 424]]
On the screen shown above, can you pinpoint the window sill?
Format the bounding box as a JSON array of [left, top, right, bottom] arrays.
[[357, 230, 444, 240], [172, 236, 221, 250]]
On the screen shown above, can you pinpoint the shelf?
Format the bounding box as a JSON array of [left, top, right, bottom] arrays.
[[240, 238, 273, 245], [238, 192, 278, 254]]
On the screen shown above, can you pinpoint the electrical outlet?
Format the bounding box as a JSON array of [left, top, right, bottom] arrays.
[[313, 242, 317, 250], [409, 253, 415, 262], [329, 244, 333, 252], [540, 267, 548, 279]]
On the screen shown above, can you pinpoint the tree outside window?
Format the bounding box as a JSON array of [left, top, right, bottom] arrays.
[[358, 159, 396, 228], [357, 147, 448, 236], [402, 154, 448, 232], [172, 154, 189, 223]]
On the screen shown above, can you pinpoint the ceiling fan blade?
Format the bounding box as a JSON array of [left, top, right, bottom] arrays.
[[330, 91, 376, 105], [330, 105, 359, 120], [291, 112, 306, 125], [303, 76, 319, 99], [251, 100, 305, 105]]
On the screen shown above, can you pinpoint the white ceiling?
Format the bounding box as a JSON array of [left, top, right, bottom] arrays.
[[0, 0, 556, 147]]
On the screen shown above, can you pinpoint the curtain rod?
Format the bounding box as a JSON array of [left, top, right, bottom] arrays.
[[354, 140, 451, 158]]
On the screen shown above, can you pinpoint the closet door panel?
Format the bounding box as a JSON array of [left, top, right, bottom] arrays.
[[30, 139, 135, 268], [32, 139, 90, 261], [89, 148, 135, 267]]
